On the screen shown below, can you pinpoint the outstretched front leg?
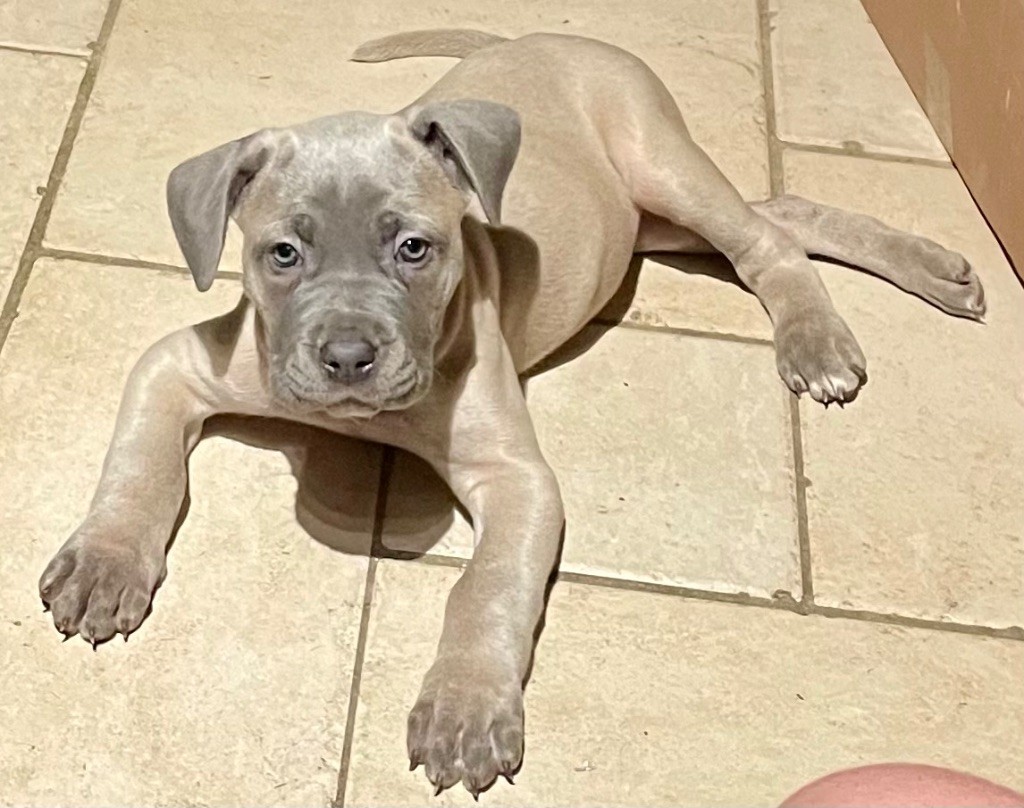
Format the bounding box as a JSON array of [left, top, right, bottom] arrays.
[[39, 301, 258, 644], [395, 320, 564, 797]]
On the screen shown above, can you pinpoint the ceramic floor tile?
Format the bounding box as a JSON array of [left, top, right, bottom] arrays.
[[45, 0, 766, 270], [384, 326, 800, 600], [345, 561, 1024, 806], [0, 260, 377, 805], [380, 449, 476, 559], [783, 150, 1024, 628], [599, 254, 774, 340], [770, 0, 947, 160], [0, 0, 108, 54], [0, 51, 84, 304]]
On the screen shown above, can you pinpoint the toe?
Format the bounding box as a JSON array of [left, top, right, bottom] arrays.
[[81, 579, 124, 645], [492, 721, 524, 776], [115, 585, 152, 639], [968, 277, 986, 318], [39, 550, 76, 603], [461, 734, 499, 795], [952, 256, 974, 284], [424, 714, 462, 791], [49, 578, 91, 638]]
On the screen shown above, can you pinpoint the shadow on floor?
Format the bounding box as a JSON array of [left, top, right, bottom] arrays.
[[193, 251, 746, 558]]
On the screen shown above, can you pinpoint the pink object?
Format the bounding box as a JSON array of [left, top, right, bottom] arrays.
[[779, 764, 1024, 808]]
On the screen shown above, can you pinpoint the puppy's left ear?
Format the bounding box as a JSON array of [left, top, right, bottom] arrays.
[[408, 99, 521, 224]]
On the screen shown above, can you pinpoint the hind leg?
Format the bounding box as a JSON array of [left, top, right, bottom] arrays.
[[755, 195, 986, 320], [614, 104, 865, 404], [637, 195, 986, 321]]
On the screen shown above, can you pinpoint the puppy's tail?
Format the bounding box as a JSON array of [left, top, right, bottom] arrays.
[[351, 29, 508, 63]]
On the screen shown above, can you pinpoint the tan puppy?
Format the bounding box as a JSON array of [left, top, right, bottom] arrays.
[[38, 30, 984, 797]]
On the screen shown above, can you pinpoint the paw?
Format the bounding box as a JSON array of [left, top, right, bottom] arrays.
[[39, 524, 166, 646], [920, 256, 986, 321], [775, 310, 867, 406], [408, 660, 524, 798]]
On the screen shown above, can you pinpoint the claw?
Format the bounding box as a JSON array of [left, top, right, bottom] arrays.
[[434, 782, 444, 797], [837, 400, 845, 409], [61, 633, 72, 643], [91, 638, 98, 652], [502, 773, 515, 785], [41, 601, 50, 613], [409, 759, 419, 772]]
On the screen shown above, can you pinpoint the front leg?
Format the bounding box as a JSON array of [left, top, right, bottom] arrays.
[[401, 347, 564, 796], [39, 307, 252, 644]]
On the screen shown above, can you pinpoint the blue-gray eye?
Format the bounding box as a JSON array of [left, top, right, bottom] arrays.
[[271, 242, 300, 268], [397, 237, 430, 264]]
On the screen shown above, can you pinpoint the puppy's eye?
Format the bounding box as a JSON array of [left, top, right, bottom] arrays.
[[397, 237, 431, 265], [270, 242, 301, 269]]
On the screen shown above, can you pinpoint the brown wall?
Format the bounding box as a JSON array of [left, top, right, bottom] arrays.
[[862, 0, 1024, 281]]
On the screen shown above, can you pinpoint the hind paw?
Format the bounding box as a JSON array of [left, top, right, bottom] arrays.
[[775, 309, 867, 406]]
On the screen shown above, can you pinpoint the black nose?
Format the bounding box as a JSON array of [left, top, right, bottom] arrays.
[[319, 331, 377, 383]]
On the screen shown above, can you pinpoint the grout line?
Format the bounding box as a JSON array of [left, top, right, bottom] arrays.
[[806, 603, 1024, 642], [37, 246, 242, 281], [377, 548, 469, 569], [755, 0, 814, 605], [0, 0, 123, 357], [0, 41, 91, 59], [557, 569, 789, 608], [594, 316, 774, 347], [39, 246, 188, 273], [332, 448, 394, 807], [29, 243, 779, 347], [787, 394, 814, 603], [779, 139, 952, 169], [385, 551, 1024, 642], [755, 0, 784, 197], [369, 448, 396, 558], [332, 555, 377, 808], [565, 567, 1024, 641], [753, 0, 815, 598]]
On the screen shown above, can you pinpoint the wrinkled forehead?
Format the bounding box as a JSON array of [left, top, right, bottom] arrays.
[[240, 112, 466, 233]]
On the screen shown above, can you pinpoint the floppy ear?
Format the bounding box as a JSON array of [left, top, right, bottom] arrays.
[[166, 130, 276, 291], [408, 100, 521, 224]]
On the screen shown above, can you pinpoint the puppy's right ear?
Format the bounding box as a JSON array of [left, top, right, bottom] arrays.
[[166, 130, 276, 291]]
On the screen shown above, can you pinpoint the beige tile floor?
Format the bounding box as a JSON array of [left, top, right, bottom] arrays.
[[1, 0, 1022, 805]]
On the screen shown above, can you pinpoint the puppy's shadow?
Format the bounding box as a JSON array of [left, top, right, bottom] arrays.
[[198, 415, 464, 557], [529, 250, 746, 375], [198, 249, 747, 558], [202, 415, 382, 555]]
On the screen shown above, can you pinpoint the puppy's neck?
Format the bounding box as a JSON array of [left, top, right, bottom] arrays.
[[432, 216, 504, 376]]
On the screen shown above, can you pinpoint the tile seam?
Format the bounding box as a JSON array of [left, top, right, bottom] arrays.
[[756, 0, 784, 198], [593, 316, 774, 346], [756, 0, 813, 604], [36, 246, 242, 281], [383, 552, 1023, 642], [0, 41, 91, 58], [0, 0, 123, 356], [788, 395, 814, 603], [333, 447, 395, 806], [28, 246, 782, 346], [780, 139, 953, 169]]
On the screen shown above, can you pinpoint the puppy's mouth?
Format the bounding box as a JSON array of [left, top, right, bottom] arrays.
[[271, 354, 429, 417]]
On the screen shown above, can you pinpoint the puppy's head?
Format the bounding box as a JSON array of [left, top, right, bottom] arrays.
[[166, 101, 520, 417]]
